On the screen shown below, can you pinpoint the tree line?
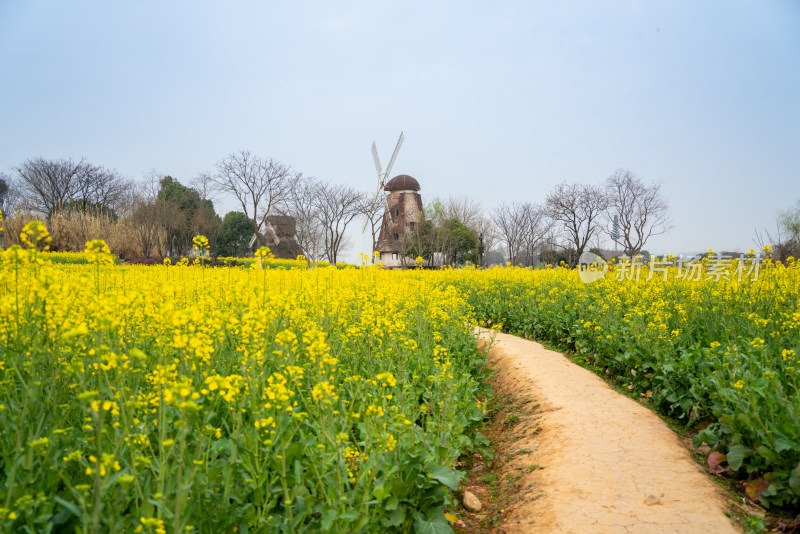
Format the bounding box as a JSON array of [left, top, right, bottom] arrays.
[[489, 170, 672, 267], [0, 155, 674, 265], [404, 169, 673, 268], [0, 152, 391, 264], [3, 152, 796, 266]]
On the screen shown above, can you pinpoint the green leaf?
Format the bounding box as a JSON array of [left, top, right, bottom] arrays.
[[774, 437, 796, 453], [468, 406, 484, 422], [320, 510, 337, 531], [756, 445, 778, 463], [52, 496, 82, 519], [426, 465, 462, 490], [726, 445, 752, 471], [386, 496, 399, 511], [413, 513, 453, 534], [373, 483, 389, 501], [338, 511, 359, 522], [211, 438, 232, 456], [789, 462, 800, 491], [384, 506, 405, 527]]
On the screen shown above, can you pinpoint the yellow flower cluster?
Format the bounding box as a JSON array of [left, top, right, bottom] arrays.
[[19, 221, 51, 251], [84, 239, 114, 265]]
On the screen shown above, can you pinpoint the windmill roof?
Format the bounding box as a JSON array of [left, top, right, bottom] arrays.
[[266, 215, 296, 237], [385, 174, 420, 191]]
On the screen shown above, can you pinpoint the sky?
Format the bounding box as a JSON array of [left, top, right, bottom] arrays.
[[1, 1, 798, 261]]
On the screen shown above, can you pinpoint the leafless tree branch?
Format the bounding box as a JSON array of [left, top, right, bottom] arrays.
[[211, 150, 294, 246], [604, 169, 671, 257], [312, 182, 361, 264], [545, 182, 608, 267]]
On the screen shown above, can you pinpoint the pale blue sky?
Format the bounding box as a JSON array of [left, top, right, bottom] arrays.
[[1, 1, 798, 260]]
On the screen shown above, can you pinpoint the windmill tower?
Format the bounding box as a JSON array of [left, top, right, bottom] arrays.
[[375, 174, 423, 267]]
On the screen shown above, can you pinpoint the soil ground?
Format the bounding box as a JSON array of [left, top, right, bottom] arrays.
[[456, 328, 742, 534]]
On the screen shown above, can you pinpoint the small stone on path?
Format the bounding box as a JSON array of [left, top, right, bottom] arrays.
[[644, 495, 662, 506], [463, 490, 482, 512]]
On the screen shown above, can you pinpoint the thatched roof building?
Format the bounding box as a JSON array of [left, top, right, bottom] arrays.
[[258, 215, 300, 259]]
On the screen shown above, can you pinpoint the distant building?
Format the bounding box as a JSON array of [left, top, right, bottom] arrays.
[[255, 215, 300, 259], [375, 174, 423, 268]]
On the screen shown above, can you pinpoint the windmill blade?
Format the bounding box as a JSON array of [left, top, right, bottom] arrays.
[[383, 132, 404, 180], [248, 218, 266, 248], [371, 142, 383, 181], [360, 201, 374, 233]]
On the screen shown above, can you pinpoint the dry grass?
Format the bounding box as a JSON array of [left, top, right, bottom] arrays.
[[2, 210, 143, 260]]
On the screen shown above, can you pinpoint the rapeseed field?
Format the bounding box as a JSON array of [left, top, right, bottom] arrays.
[[2, 216, 799, 532], [0, 222, 489, 533]]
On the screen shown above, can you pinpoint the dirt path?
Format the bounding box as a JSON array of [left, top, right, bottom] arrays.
[[474, 328, 740, 534]]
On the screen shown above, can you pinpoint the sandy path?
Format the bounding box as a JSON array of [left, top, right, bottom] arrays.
[[477, 328, 740, 534]]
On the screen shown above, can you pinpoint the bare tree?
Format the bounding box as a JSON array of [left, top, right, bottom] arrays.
[[444, 194, 483, 229], [313, 182, 362, 264], [14, 157, 84, 215], [779, 200, 800, 249], [545, 182, 608, 267], [357, 194, 385, 261], [0, 173, 19, 215], [491, 202, 526, 265], [489, 202, 551, 266], [757, 199, 800, 262], [211, 150, 294, 245], [518, 203, 552, 266], [191, 172, 219, 204], [282, 175, 326, 265], [13, 157, 130, 217], [604, 169, 671, 257], [72, 163, 132, 214], [140, 169, 164, 199], [130, 198, 169, 257], [128, 171, 170, 257]]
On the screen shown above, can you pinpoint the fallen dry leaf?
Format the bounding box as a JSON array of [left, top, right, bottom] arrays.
[[707, 452, 728, 474], [745, 478, 769, 501]]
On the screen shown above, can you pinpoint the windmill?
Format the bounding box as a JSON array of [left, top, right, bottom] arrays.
[[247, 216, 277, 249], [361, 132, 404, 233]]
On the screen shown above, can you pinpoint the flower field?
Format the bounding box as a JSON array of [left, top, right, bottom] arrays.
[[2, 216, 800, 533], [215, 258, 347, 270], [0, 237, 490, 532], [456, 258, 800, 508]]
